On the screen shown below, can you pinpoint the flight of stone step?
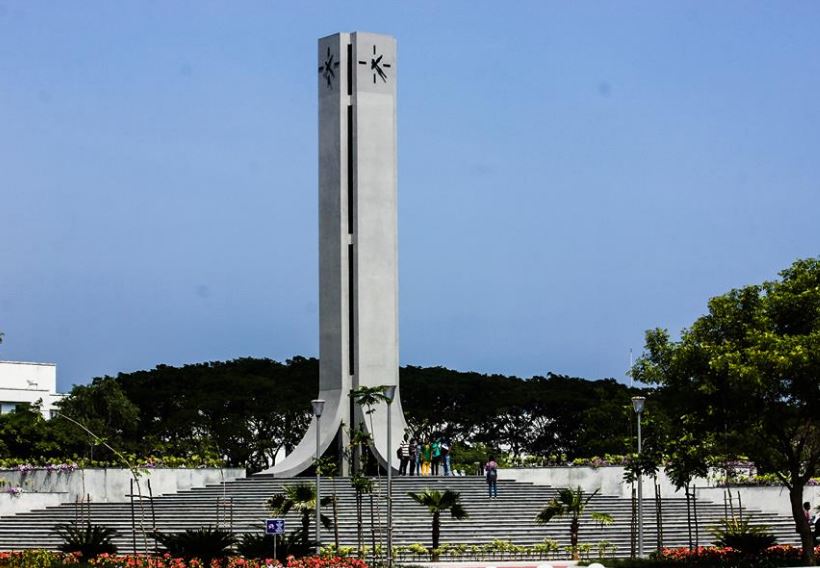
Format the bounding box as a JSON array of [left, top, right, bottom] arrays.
[[0, 475, 800, 556]]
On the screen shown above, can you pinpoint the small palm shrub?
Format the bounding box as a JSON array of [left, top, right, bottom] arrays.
[[53, 523, 119, 557], [267, 483, 332, 550], [407, 488, 468, 561], [153, 526, 236, 564], [237, 534, 277, 559], [236, 532, 311, 561], [710, 516, 776, 556], [535, 486, 612, 560]]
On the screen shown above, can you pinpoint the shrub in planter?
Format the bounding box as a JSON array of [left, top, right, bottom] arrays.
[[403, 542, 429, 560], [152, 526, 236, 565], [710, 516, 777, 556], [237, 530, 315, 562], [532, 539, 560, 559], [319, 544, 356, 558], [53, 523, 119, 557], [237, 534, 278, 560], [595, 540, 617, 559]]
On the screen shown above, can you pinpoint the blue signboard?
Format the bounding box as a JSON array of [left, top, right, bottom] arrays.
[[266, 518, 285, 535]]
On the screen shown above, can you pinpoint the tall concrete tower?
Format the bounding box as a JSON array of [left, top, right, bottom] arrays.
[[268, 32, 407, 477]]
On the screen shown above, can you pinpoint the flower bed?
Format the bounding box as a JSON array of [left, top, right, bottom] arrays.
[[0, 455, 223, 471], [0, 552, 367, 568], [652, 545, 820, 567]]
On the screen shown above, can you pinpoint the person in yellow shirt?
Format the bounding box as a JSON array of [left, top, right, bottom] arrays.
[[421, 441, 432, 475]]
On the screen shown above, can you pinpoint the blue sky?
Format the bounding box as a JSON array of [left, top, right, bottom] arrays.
[[1, 2, 818, 391]]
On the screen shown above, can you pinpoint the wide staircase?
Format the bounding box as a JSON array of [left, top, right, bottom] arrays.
[[0, 475, 800, 555]]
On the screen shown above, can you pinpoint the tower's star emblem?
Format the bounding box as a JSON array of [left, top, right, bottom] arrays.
[[319, 46, 340, 89], [358, 44, 391, 84]]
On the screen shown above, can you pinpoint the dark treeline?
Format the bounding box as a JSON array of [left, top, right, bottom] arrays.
[[0, 357, 640, 473], [401, 365, 637, 460]]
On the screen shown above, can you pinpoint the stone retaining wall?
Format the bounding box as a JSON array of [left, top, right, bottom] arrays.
[[0, 468, 245, 516], [0, 492, 71, 518], [499, 466, 820, 519]]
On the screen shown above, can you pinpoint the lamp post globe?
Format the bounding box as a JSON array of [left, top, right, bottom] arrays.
[[312, 399, 326, 418]]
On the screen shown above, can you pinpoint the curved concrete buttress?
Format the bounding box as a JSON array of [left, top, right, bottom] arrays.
[[262, 388, 345, 477]]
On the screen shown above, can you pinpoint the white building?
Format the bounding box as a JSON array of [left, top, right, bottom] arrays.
[[0, 361, 66, 418]]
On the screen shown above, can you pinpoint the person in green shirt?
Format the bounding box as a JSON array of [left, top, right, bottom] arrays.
[[431, 439, 442, 475]]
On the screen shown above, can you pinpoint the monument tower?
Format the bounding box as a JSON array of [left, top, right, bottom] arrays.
[[268, 32, 407, 477]]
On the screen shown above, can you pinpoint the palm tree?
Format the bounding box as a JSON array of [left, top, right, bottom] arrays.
[[407, 489, 468, 560], [267, 483, 333, 549], [347, 421, 372, 480], [315, 457, 340, 550], [350, 385, 392, 469], [350, 385, 392, 559], [535, 486, 613, 560], [350, 472, 373, 559], [344, 423, 373, 557]]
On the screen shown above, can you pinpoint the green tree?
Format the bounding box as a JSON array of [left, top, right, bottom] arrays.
[[0, 403, 63, 459], [407, 489, 468, 559], [114, 357, 315, 471], [535, 487, 612, 560], [267, 482, 333, 549], [663, 426, 713, 549], [633, 257, 820, 565], [0, 354, 643, 469], [400, 366, 637, 460], [56, 377, 140, 460]]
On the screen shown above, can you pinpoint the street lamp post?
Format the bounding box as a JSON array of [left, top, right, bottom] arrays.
[[384, 385, 397, 568], [312, 399, 325, 555], [631, 396, 646, 558]]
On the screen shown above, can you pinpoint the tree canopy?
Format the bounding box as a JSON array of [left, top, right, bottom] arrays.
[[0, 358, 638, 472], [400, 366, 636, 460], [633, 257, 820, 563]]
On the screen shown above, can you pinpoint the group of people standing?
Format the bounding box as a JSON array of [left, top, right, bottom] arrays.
[[395, 434, 500, 499], [397, 434, 453, 476]]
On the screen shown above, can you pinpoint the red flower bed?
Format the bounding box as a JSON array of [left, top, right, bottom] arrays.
[[656, 545, 820, 566], [285, 557, 367, 568], [88, 554, 278, 568]]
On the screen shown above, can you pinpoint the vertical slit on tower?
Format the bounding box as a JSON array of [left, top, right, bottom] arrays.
[[346, 44, 352, 96], [345, 44, 354, 377], [346, 105, 353, 234], [348, 243, 355, 376]]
